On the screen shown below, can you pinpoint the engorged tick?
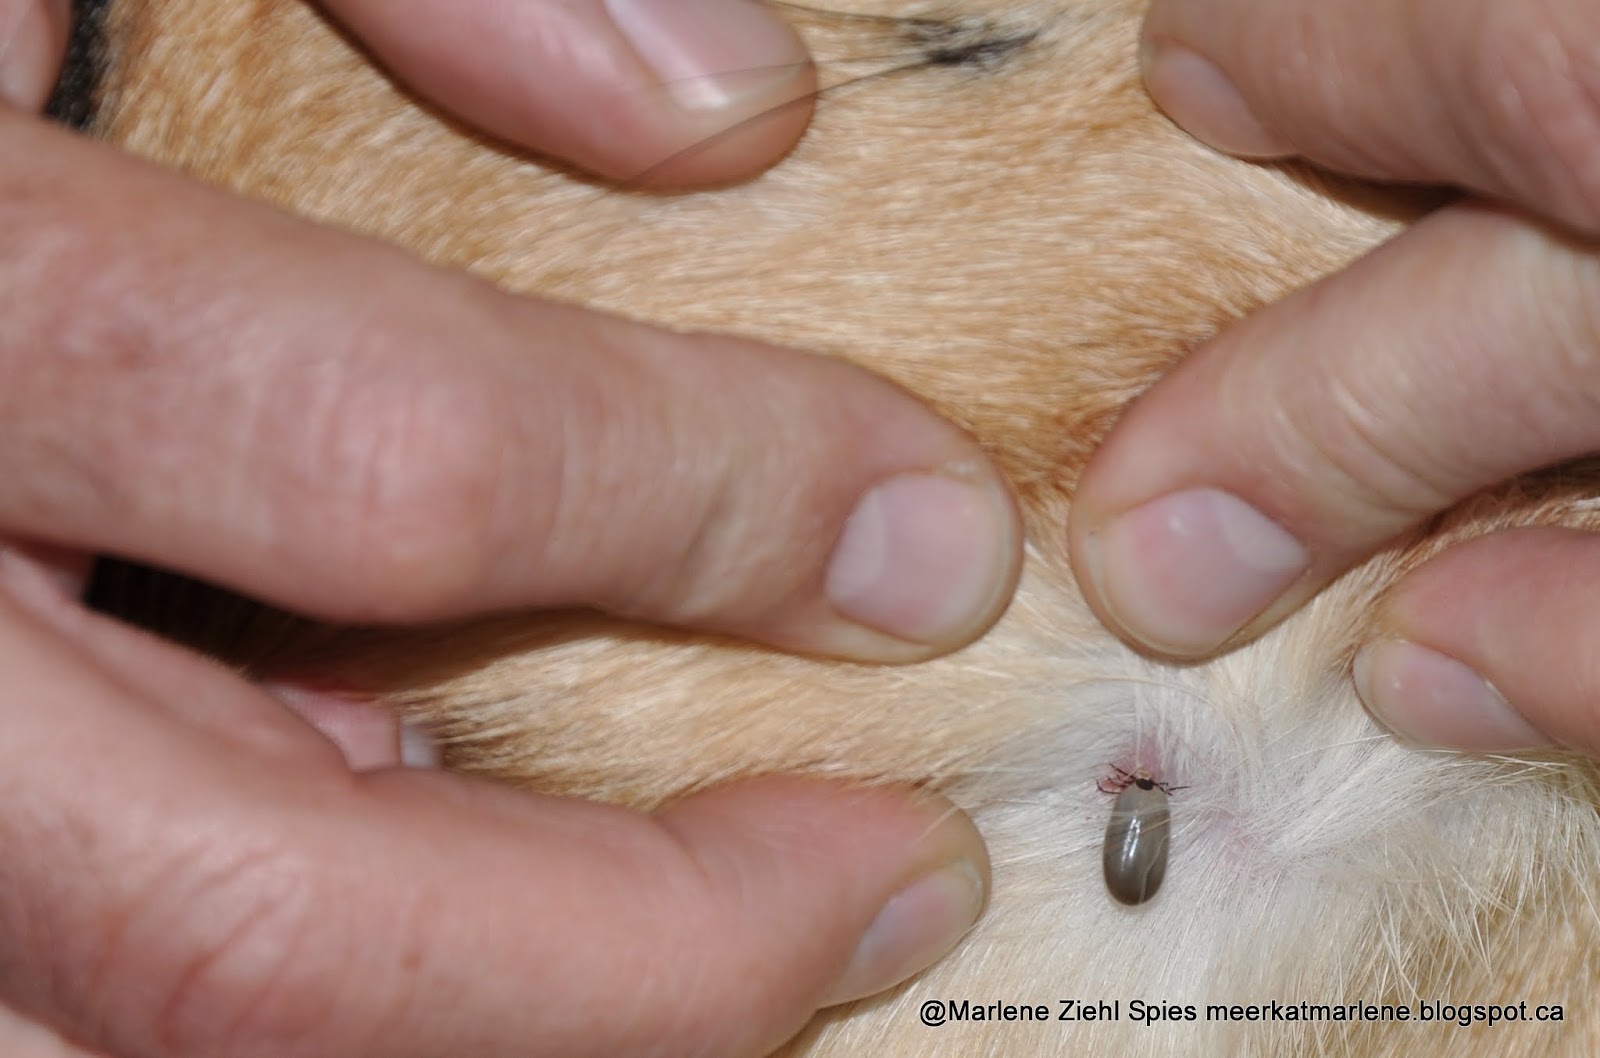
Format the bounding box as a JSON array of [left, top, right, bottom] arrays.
[[1098, 766, 1183, 906]]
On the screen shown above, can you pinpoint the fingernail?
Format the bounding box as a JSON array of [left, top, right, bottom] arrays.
[[0, 0, 54, 112], [826, 473, 1015, 647], [270, 684, 425, 771], [1353, 640, 1549, 752], [399, 721, 443, 769], [824, 860, 985, 1007], [1140, 39, 1292, 158], [604, 0, 809, 112], [1087, 488, 1307, 655]]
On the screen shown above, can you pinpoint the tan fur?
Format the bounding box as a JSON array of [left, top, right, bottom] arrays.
[[90, 1, 1600, 1055]]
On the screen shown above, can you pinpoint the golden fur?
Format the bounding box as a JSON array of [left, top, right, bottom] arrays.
[[87, 0, 1600, 1054]]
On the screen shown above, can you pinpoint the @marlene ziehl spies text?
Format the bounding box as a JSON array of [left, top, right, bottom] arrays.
[[917, 998, 1566, 1029]]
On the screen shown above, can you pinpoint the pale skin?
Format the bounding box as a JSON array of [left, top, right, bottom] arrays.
[[1, 0, 1596, 1054]]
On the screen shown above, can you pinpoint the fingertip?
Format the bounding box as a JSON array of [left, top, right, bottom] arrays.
[[600, 0, 818, 187], [816, 468, 1023, 662], [822, 858, 986, 1006], [323, 0, 817, 188], [834, 790, 990, 1003], [1353, 639, 1549, 753], [663, 780, 989, 1014], [1071, 203, 1600, 666], [0, 0, 69, 112], [529, 319, 1023, 666], [1139, 35, 1293, 159], [1075, 487, 1308, 658], [1356, 528, 1600, 755]]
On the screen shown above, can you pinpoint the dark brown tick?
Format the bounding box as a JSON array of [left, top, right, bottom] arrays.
[[1098, 766, 1185, 906]]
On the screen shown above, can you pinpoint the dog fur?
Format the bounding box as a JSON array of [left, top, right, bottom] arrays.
[[83, 0, 1600, 1054]]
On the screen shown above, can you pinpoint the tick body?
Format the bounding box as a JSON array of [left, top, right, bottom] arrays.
[[1099, 768, 1176, 906]]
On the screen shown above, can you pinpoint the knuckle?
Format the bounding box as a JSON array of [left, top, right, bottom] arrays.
[[600, 359, 877, 629], [1270, 369, 1457, 532], [101, 840, 345, 1058], [1492, 223, 1600, 439], [1533, 249, 1600, 409], [623, 826, 817, 1056], [270, 342, 523, 620], [606, 444, 768, 625], [557, 342, 806, 627], [1469, 0, 1600, 232]]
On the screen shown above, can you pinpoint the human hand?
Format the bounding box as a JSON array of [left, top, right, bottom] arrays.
[[0, 1, 1018, 1054], [1070, 0, 1600, 755], [0, 549, 993, 1058]]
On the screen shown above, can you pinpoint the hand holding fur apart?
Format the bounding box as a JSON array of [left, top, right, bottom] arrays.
[[0, 2, 1012, 1054], [1072, 0, 1600, 756]]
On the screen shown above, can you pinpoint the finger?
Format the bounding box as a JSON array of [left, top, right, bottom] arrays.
[[1069, 200, 1600, 658], [0, 546, 356, 766], [0, 112, 1021, 661], [0, 0, 68, 110], [319, 0, 816, 187], [0, 555, 430, 768], [267, 684, 443, 770], [0, 592, 988, 1058], [0, 538, 90, 599], [5, 544, 441, 781], [0, 1003, 106, 1058], [1141, 0, 1600, 233], [1354, 527, 1600, 754]]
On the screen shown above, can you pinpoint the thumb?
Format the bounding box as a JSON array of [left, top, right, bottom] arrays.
[[0, 577, 988, 1058]]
